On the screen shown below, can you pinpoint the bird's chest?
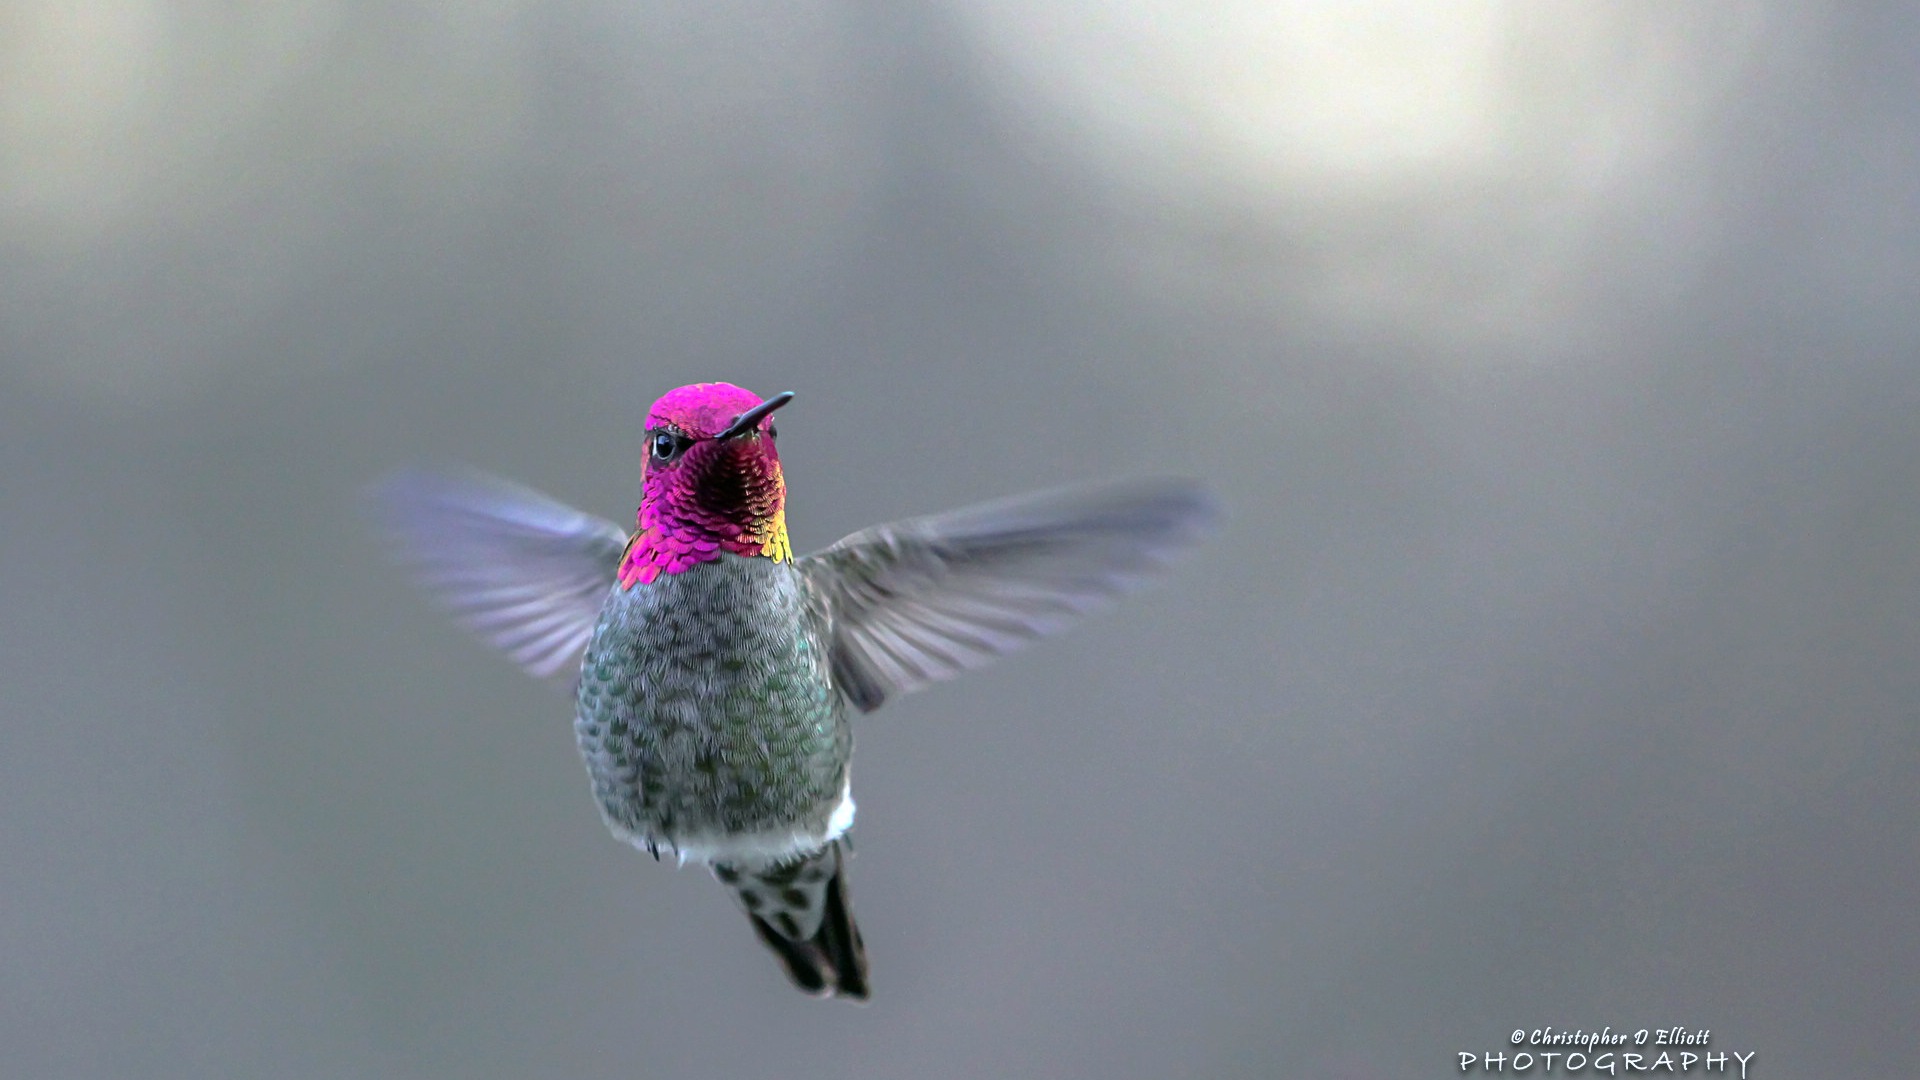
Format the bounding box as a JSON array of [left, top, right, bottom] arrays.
[[572, 555, 842, 834]]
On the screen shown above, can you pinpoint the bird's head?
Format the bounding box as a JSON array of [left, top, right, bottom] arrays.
[[621, 383, 795, 586]]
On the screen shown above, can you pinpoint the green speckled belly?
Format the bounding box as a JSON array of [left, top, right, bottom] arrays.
[[573, 553, 850, 855]]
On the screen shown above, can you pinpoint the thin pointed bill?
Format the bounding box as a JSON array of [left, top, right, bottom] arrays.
[[716, 391, 795, 440]]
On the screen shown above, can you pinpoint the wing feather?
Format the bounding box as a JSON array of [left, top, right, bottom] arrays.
[[799, 478, 1218, 711], [366, 469, 629, 679]]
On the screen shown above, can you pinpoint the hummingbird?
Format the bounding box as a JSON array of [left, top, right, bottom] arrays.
[[369, 383, 1216, 1001]]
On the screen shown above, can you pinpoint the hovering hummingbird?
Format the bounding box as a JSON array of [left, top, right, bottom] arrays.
[[370, 383, 1215, 1001]]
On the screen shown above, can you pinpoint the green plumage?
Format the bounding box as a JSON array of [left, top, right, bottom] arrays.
[[573, 553, 851, 856]]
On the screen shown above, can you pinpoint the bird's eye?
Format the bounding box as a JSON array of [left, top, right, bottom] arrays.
[[650, 432, 688, 462], [766, 422, 777, 439]]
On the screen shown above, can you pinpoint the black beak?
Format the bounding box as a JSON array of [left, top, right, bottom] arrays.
[[715, 391, 795, 440]]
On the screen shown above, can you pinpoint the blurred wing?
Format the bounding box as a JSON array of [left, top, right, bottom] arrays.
[[800, 478, 1218, 712], [366, 469, 629, 679]]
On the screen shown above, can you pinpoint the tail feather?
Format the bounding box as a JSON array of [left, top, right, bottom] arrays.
[[715, 840, 868, 1001]]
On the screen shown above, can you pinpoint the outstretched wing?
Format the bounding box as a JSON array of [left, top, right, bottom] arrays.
[[366, 469, 630, 679], [799, 478, 1218, 712]]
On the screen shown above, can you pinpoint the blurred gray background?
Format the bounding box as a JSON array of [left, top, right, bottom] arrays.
[[4, 3, 1915, 1077]]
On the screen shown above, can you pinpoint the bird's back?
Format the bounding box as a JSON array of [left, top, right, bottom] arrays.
[[574, 553, 850, 862]]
